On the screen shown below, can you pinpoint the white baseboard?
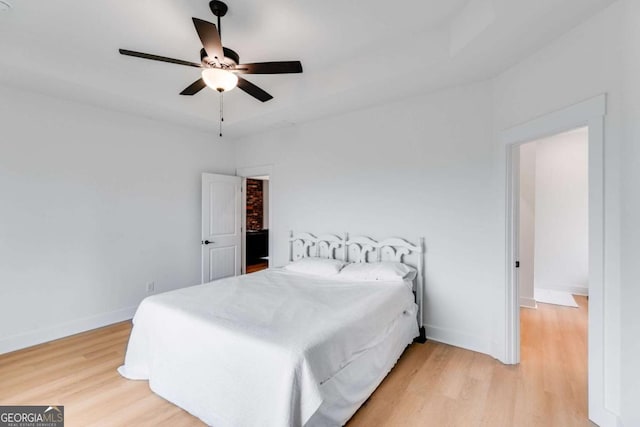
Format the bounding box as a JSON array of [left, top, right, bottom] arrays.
[[534, 283, 589, 296], [425, 324, 491, 356], [520, 297, 538, 309], [0, 306, 137, 355]]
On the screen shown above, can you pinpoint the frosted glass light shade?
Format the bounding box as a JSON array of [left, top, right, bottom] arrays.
[[202, 68, 238, 92]]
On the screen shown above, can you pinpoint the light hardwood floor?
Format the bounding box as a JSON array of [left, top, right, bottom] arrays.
[[0, 297, 589, 427]]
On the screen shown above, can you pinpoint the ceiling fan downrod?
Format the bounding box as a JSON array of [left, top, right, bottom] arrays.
[[209, 0, 228, 37], [211, 0, 227, 137]]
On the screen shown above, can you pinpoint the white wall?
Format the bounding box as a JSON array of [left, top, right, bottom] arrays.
[[518, 142, 536, 308], [236, 80, 503, 355], [0, 84, 236, 354], [533, 128, 589, 294]]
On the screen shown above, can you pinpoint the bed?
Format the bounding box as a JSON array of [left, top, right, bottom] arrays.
[[118, 232, 426, 427]]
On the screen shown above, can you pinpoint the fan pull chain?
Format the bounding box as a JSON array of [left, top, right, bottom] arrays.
[[219, 92, 224, 137]]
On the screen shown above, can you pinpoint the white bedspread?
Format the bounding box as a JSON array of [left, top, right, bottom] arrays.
[[118, 269, 417, 427]]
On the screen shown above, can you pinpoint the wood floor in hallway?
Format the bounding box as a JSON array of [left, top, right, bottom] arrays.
[[0, 297, 590, 426]]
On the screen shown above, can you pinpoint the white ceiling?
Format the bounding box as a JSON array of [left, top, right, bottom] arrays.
[[0, 0, 615, 139]]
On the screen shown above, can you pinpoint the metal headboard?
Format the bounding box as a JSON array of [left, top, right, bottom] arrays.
[[288, 231, 426, 333]]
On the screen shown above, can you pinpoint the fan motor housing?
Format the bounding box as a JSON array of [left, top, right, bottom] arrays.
[[200, 47, 240, 67]]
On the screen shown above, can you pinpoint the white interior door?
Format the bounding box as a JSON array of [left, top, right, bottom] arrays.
[[202, 173, 242, 283]]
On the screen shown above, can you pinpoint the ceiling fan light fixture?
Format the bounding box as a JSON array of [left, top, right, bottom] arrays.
[[202, 68, 238, 92]]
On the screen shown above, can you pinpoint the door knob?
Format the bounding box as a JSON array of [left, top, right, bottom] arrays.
[[202, 240, 215, 245]]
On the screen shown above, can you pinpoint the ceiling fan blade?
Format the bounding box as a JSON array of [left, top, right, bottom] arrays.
[[237, 77, 273, 102], [235, 61, 303, 74], [119, 49, 202, 68], [180, 78, 207, 96], [192, 18, 224, 61]]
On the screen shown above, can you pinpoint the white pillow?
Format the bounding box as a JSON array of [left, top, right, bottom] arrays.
[[284, 257, 346, 276], [338, 261, 417, 282]]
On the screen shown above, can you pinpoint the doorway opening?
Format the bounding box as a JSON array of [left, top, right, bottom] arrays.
[[517, 127, 589, 309], [516, 127, 589, 418], [244, 175, 270, 274]]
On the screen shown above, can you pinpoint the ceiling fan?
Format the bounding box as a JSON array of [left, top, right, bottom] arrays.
[[118, 0, 303, 104]]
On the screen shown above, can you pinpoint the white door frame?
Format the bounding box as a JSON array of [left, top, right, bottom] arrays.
[[502, 94, 616, 426], [236, 165, 273, 274]]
